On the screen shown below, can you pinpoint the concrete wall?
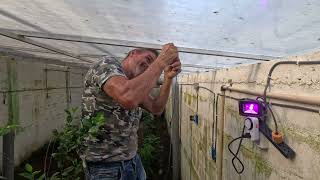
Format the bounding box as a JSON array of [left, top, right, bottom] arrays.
[[0, 54, 88, 168], [166, 51, 320, 180]]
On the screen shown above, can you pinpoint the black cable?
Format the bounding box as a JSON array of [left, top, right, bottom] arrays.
[[228, 125, 251, 174], [256, 97, 278, 133], [256, 96, 278, 133], [198, 86, 215, 95], [266, 104, 278, 133]]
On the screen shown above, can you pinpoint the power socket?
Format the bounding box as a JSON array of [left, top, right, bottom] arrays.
[[244, 117, 260, 142]]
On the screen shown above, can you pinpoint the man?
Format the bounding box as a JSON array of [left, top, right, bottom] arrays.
[[81, 43, 181, 180]]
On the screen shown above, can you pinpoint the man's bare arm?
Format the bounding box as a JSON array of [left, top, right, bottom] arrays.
[[141, 78, 173, 115], [102, 43, 178, 109], [141, 60, 181, 115], [103, 61, 165, 109]]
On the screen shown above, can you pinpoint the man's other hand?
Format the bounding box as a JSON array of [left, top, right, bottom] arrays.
[[157, 43, 178, 68], [164, 57, 181, 80]]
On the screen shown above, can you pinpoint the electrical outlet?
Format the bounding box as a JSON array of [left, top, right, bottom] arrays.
[[244, 117, 260, 142]]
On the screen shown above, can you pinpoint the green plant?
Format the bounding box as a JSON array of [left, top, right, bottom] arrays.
[[20, 107, 105, 180], [0, 124, 22, 136], [51, 107, 105, 179], [138, 112, 161, 176], [19, 163, 60, 180], [138, 135, 160, 175]]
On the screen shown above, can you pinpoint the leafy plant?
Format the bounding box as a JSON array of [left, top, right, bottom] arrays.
[[0, 124, 22, 136], [51, 107, 105, 179], [19, 163, 60, 180], [138, 135, 160, 175], [138, 112, 161, 176], [20, 107, 105, 180]]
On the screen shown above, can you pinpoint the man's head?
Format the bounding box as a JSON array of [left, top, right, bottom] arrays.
[[121, 48, 159, 79]]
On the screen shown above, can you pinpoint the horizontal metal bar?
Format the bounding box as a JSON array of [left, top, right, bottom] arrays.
[[0, 45, 220, 71], [182, 63, 218, 69], [0, 44, 108, 58], [0, 30, 95, 63], [0, 49, 90, 68], [0, 28, 279, 61], [0, 86, 83, 93]]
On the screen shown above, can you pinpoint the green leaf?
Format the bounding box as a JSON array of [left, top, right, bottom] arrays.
[[19, 172, 33, 180], [36, 174, 45, 180], [50, 172, 60, 178], [25, 163, 33, 173], [32, 170, 41, 176], [61, 166, 74, 176]]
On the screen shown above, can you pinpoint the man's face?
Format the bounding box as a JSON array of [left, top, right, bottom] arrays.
[[126, 50, 157, 77]]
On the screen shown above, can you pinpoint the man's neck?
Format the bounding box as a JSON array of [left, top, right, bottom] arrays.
[[121, 61, 134, 79]]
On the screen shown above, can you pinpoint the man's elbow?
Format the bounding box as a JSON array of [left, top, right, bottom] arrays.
[[150, 107, 164, 116], [118, 96, 139, 110]]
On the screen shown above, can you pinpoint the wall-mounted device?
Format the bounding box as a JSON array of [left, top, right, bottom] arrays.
[[239, 99, 264, 117], [228, 98, 295, 174]]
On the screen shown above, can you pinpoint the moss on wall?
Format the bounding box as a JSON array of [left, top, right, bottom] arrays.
[[224, 133, 273, 177], [285, 125, 320, 154]]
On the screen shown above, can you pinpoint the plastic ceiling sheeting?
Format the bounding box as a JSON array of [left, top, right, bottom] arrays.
[[0, 0, 319, 72]]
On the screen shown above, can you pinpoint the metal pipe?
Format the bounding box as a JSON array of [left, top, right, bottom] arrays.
[[263, 60, 320, 105], [0, 86, 82, 93], [218, 93, 319, 113], [222, 86, 320, 106], [0, 28, 278, 61], [216, 88, 226, 180], [0, 30, 95, 63]]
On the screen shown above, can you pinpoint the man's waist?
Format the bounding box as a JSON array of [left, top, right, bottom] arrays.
[[86, 155, 136, 167]]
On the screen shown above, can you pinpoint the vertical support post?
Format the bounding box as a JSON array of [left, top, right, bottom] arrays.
[[65, 67, 70, 109], [3, 58, 19, 180], [171, 77, 181, 180], [44, 67, 49, 98], [216, 90, 226, 180]]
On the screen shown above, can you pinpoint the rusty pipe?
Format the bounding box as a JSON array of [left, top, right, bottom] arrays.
[[263, 60, 320, 105], [222, 86, 320, 106]]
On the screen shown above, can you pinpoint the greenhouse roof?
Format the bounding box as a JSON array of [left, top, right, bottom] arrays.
[[0, 0, 319, 72]]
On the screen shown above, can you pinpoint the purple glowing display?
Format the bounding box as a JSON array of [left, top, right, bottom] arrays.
[[242, 102, 259, 115]]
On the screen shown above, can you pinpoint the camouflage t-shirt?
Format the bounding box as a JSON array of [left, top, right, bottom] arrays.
[[81, 56, 142, 162]]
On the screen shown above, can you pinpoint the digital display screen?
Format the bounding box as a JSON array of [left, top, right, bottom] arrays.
[[239, 99, 262, 117], [242, 102, 259, 115]]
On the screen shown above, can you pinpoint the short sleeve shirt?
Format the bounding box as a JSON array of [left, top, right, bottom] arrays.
[[81, 56, 142, 162]]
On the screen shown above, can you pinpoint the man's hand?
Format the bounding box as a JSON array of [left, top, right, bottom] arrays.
[[164, 57, 181, 80], [156, 43, 178, 68]]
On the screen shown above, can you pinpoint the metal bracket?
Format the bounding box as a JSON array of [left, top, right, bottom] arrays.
[[259, 120, 295, 159]]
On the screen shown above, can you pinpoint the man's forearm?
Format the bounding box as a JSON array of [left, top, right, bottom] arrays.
[[125, 61, 165, 104], [152, 78, 173, 114]]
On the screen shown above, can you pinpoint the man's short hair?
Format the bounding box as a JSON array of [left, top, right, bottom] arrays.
[[141, 48, 159, 57], [125, 48, 159, 59]]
